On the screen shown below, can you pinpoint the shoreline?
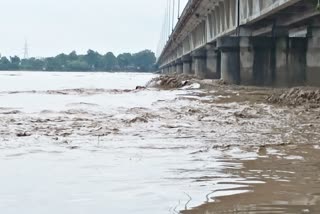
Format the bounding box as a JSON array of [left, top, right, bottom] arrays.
[[147, 74, 320, 109]]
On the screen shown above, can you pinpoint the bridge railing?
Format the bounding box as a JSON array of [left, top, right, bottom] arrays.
[[239, 0, 300, 25], [206, 0, 238, 43]]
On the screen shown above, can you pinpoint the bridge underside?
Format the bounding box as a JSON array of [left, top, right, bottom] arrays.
[[157, 0, 320, 87]]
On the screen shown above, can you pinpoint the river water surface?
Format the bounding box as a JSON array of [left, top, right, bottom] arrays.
[[0, 71, 319, 214]]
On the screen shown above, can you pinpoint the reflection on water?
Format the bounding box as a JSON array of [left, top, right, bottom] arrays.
[[182, 145, 320, 214], [0, 71, 319, 214]]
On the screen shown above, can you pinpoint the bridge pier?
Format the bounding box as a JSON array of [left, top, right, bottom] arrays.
[[252, 37, 275, 86], [217, 36, 307, 86], [182, 55, 192, 75], [275, 37, 306, 87], [175, 59, 183, 74], [170, 63, 176, 74], [167, 65, 172, 74], [206, 45, 220, 79], [163, 66, 169, 74], [191, 60, 195, 74], [239, 37, 254, 85], [217, 37, 240, 84], [239, 37, 275, 86], [192, 50, 207, 79], [307, 26, 320, 86]]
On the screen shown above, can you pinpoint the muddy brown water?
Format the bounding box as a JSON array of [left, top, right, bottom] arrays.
[[0, 72, 320, 214], [182, 145, 320, 214]]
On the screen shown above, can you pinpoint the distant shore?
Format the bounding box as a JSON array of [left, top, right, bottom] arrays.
[[0, 49, 157, 72]]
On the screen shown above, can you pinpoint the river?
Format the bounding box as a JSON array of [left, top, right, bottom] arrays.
[[0, 71, 319, 214]]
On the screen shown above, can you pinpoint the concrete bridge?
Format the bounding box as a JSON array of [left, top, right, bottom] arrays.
[[157, 0, 320, 86]]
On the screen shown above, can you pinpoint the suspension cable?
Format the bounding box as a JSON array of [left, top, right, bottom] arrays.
[[172, 0, 175, 32]]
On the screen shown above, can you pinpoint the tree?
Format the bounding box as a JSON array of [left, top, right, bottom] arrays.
[[0, 49, 156, 72], [54, 53, 68, 70], [44, 57, 62, 71], [117, 53, 132, 70], [103, 52, 117, 71], [68, 51, 78, 61], [10, 56, 21, 70], [20, 58, 45, 71], [66, 60, 90, 71], [84, 49, 102, 70], [0, 57, 11, 70], [132, 50, 156, 72]]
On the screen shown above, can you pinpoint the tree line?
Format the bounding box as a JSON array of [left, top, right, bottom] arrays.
[[0, 49, 156, 72]]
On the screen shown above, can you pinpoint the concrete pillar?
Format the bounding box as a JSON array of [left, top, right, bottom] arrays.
[[167, 66, 171, 74], [275, 38, 290, 86], [191, 60, 196, 74], [167, 65, 172, 74], [239, 37, 254, 85], [307, 27, 320, 86], [182, 55, 192, 75], [251, 37, 275, 86], [206, 44, 220, 79], [169, 63, 176, 74], [163, 66, 169, 74], [275, 37, 306, 87], [192, 49, 207, 79], [239, 37, 275, 86], [173, 64, 177, 74], [175, 59, 183, 74], [217, 36, 240, 84], [288, 38, 307, 86]]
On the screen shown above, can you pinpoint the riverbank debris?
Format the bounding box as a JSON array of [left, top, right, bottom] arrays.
[[267, 87, 320, 107], [146, 74, 194, 89], [16, 131, 32, 137]]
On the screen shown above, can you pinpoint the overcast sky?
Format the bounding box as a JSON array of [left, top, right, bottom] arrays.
[[0, 0, 188, 58]]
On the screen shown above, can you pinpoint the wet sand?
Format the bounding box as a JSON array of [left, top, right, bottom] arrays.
[[0, 72, 320, 213]]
